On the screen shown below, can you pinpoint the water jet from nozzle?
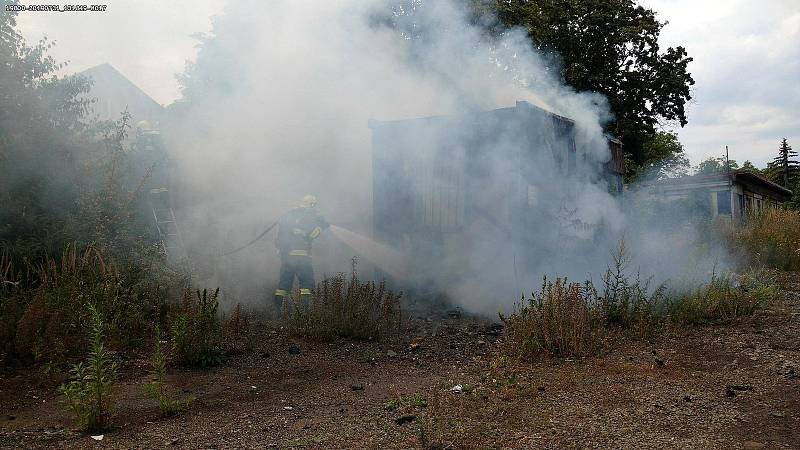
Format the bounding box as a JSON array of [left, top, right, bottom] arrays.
[[329, 225, 408, 280]]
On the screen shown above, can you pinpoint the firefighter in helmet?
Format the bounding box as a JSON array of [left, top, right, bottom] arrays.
[[273, 195, 329, 311]]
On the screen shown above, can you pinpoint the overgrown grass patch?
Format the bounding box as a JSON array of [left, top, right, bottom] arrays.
[[727, 208, 800, 271], [501, 242, 777, 360], [171, 288, 225, 368], [287, 260, 402, 341], [669, 271, 776, 325], [1, 244, 186, 366]]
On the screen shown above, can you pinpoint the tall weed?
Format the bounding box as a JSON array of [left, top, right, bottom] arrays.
[[144, 325, 191, 416], [59, 303, 117, 432], [172, 288, 224, 368], [728, 208, 800, 271], [288, 259, 402, 341]]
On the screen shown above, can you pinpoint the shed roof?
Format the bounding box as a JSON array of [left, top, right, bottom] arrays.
[[647, 169, 793, 198]]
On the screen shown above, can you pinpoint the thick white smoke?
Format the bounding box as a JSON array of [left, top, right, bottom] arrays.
[[163, 0, 727, 314]]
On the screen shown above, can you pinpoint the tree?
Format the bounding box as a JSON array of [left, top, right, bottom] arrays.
[[626, 131, 689, 181], [695, 156, 738, 175], [769, 138, 799, 188], [1, 1, 92, 256], [740, 160, 762, 175], [0, 1, 151, 259], [474, 0, 694, 176]]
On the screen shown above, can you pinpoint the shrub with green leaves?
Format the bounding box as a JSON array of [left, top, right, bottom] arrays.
[[59, 303, 117, 432], [4, 244, 185, 366], [172, 288, 224, 368], [600, 240, 668, 337], [144, 325, 192, 416]]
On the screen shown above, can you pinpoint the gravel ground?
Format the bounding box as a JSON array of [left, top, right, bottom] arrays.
[[1, 275, 798, 449]]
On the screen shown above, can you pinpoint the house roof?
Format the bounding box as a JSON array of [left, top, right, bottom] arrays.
[[78, 63, 163, 123], [647, 169, 793, 198]]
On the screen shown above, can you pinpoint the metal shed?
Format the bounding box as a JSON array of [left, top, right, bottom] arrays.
[[370, 100, 618, 298]]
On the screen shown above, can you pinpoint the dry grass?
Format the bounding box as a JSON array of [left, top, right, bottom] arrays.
[[501, 277, 608, 358], [501, 241, 777, 360], [3, 244, 185, 365], [728, 208, 800, 271], [669, 271, 777, 325], [287, 259, 402, 341]]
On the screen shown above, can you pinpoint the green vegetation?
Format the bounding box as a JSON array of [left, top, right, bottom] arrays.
[[59, 303, 117, 432], [670, 272, 775, 325], [288, 260, 402, 342], [472, 0, 694, 176], [0, 8, 188, 367], [502, 241, 777, 359], [695, 156, 739, 175], [385, 393, 428, 411], [728, 208, 800, 271], [171, 288, 225, 368], [144, 325, 192, 416], [2, 243, 184, 365], [626, 131, 691, 182]]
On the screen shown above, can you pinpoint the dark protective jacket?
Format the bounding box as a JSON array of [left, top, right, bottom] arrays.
[[275, 207, 329, 256]]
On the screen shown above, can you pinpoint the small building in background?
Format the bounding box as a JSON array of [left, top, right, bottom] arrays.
[[643, 170, 793, 218], [79, 63, 164, 127]]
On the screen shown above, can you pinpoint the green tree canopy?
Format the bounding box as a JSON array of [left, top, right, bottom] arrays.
[[740, 160, 763, 176], [768, 138, 799, 188], [695, 156, 738, 175], [625, 131, 689, 181], [474, 0, 694, 176]]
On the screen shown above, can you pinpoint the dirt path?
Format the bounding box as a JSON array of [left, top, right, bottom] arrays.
[[1, 277, 798, 449]]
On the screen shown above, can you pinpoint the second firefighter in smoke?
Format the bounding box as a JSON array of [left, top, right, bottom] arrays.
[[273, 195, 329, 311]]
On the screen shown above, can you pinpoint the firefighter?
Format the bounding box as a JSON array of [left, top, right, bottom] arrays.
[[273, 195, 329, 312]]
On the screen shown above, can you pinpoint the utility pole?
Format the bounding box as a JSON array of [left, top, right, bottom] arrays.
[[726, 145, 733, 217]]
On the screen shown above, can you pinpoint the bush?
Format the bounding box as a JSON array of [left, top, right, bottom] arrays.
[[501, 241, 774, 359], [172, 288, 224, 368], [670, 271, 776, 325], [3, 244, 185, 365], [144, 325, 191, 416], [501, 277, 606, 358], [288, 260, 402, 341], [728, 208, 800, 271], [600, 240, 667, 337], [59, 303, 117, 432]]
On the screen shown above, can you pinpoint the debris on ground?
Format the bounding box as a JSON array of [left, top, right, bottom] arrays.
[[1, 276, 798, 449], [351, 383, 364, 391], [288, 345, 301, 355], [395, 415, 416, 425]]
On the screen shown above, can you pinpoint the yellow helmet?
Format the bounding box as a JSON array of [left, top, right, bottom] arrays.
[[300, 195, 318, 208]]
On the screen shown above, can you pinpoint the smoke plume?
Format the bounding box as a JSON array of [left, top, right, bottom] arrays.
[[163, 0, 725, 315]]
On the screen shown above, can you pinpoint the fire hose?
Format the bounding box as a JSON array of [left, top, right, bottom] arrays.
[[220, 221, 278, 256], [187, 221, 278, 258]]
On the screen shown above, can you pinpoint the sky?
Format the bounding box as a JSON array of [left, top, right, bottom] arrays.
[[15, 0, 800, 168]]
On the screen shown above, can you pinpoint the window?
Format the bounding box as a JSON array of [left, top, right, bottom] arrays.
[[738, 194, 744, 216], [716, 190, 731, 215]]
